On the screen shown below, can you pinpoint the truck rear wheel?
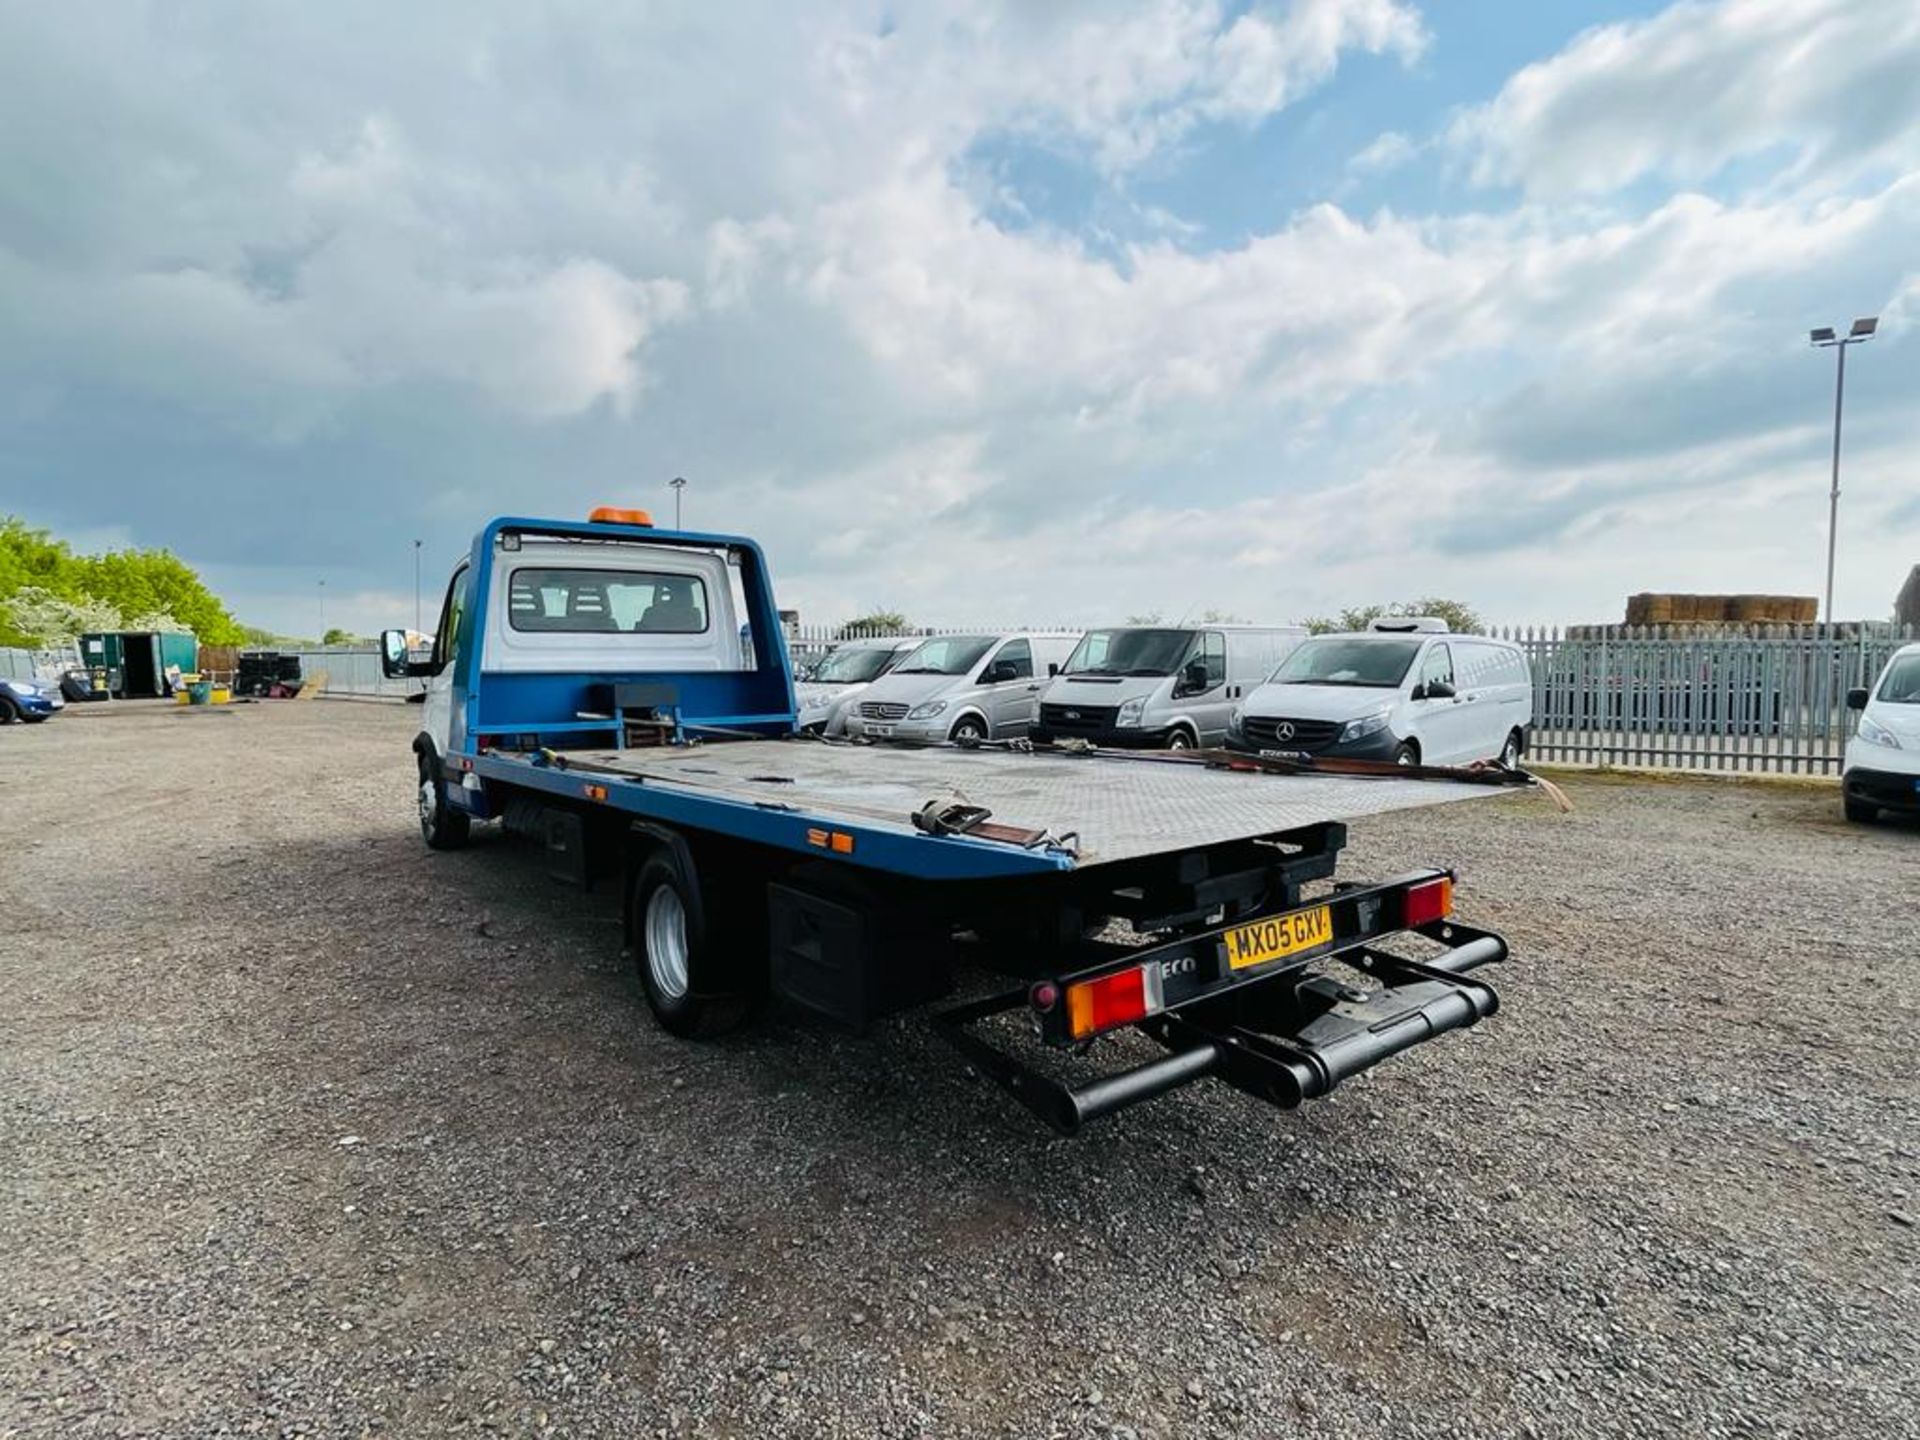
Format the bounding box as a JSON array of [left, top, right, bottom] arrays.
[[630, 852, 753, 1039], [417, 749, 471, 850]]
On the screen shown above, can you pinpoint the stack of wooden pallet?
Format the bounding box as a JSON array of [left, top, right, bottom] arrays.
[[1625, 594, 1819, 626]]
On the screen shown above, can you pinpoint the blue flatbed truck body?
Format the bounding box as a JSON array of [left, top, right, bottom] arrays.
[[387, 512, 1529, 1133]]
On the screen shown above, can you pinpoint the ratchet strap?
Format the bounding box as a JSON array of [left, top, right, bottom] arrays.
[[911, 799, 1077, 853]]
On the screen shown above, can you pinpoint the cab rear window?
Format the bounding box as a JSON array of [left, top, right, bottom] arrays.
[[508, 567, 709, 634]]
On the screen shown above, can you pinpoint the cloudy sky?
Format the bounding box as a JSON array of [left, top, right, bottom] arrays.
[[2, 0, 1916, 637]]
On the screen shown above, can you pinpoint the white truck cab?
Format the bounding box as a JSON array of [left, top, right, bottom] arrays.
[[412, 525, 752, 771]]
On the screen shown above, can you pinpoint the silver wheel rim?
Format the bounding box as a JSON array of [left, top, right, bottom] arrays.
[[645, 885, 690, 1000], [418, 773, 437, 830], [1168, 731, 1192, 749], [954, 721, 983, 742], [1501, 735, 1519, 766], [1396, 748, 1414, 766]]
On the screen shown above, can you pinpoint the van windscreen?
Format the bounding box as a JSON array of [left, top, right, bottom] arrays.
[[1064, 629, 1194, 677], [892, 635, 995, 675], [813, 646, 899, 683], [1878, 654, 1920, 703], [1271, 637, 1422, 687]]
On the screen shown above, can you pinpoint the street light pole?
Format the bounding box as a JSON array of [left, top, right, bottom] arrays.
[[318, 578, 327, 641], [669, 475, 688, 529], [1809, 317, 1877, 626], [413, 539, 423, 635]]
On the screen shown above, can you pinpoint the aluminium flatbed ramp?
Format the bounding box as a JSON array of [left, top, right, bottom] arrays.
[[554, 740, 1505, 867]]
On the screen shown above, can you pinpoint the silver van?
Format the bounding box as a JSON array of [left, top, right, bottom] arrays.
[[795, 636, 920, 736], [1230, 621, 1533, 766], [1032, 625, 1307, 749], [849, 631, 1081, 743]]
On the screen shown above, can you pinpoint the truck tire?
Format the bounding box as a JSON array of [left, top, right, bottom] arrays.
[[1166, 726, 1196, 750], [1844, 796, 1878, 824], [949, 714, 988, 744], [630, 852, 753, 1039], [1393, 741, 1419, 766], [0, 695, 18, 724], [1499, 729, 1523, 767], [417, 749, 471, 850]]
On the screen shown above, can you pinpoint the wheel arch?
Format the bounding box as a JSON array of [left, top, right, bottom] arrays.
[[622, 821, 705, 954], [947, 705, 992, 736]]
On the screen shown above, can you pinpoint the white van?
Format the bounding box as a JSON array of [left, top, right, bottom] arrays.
[[1231, 621, 1532, 767], [794, 637, 920, 736], [1842, 641, 1920, 823], [849, 631, 1081, 743], [1033, 625, 1306, 749]]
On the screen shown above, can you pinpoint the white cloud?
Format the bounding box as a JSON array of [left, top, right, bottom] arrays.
[[1450, 0, 1920, 197], [815, 0, 1427, 175], [0, 0, 1915, 636], [1347, 129, 1417, 175]]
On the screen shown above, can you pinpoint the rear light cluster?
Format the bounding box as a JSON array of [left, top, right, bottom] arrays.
[[1059, 963, 1165, 1041], [1404, 875, 1453, 927]]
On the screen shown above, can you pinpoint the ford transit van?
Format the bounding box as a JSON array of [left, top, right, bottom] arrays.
[[1033, 625, 1306, 749]]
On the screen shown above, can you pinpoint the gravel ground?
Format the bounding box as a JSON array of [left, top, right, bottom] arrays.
[[2, 701, 1916, 1440]]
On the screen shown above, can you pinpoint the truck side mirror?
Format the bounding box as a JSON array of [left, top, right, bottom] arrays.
[[1047, 662, 1060, 677], [1846, 687, 1869, 710], [1179, 660, 1209, 694], [380, 629, 411, 679], [983, 659, 1017, 684], [1421, 679, 1455, 700]]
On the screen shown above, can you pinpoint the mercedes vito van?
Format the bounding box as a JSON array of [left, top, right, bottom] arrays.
[[1842, 641, 1920, 823], [850, 631, 1081, 743], [1230, 620, 1532, 767], [1032, 625, 1306, 749], [795, 636, 919, 736]]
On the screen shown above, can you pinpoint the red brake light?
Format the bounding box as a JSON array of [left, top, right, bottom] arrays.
[[1065, 964, 1164, 1040], [1404, 876, 1454, 927]]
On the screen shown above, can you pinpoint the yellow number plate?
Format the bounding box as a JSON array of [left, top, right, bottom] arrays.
[[1224, 904, 1334, 971]]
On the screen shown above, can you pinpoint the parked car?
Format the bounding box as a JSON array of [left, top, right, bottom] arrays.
[[57, 668, 108, 703], [1842, 642, 1920, 823], [848, 631, 1080, 742], [1032, 625, 1306, 749], [795, 637, 919, 735], [1230, 619, 1532, 767], [0, 675, 66, 723]]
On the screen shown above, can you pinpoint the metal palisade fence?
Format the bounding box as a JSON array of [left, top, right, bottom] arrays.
[[1493, 623, 1913, 775], [47, 622, 1904, 779]]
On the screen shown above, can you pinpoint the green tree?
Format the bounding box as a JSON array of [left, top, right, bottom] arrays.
[[0, 515, 246, 647], [321, 627, 360, 646], [838, 611, 909, 638], [1, 587, 121, 649], [1299, 598, 1485, 636]]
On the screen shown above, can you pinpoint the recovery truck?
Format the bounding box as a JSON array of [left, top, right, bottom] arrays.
[[380, 508, 1537, 1134]]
